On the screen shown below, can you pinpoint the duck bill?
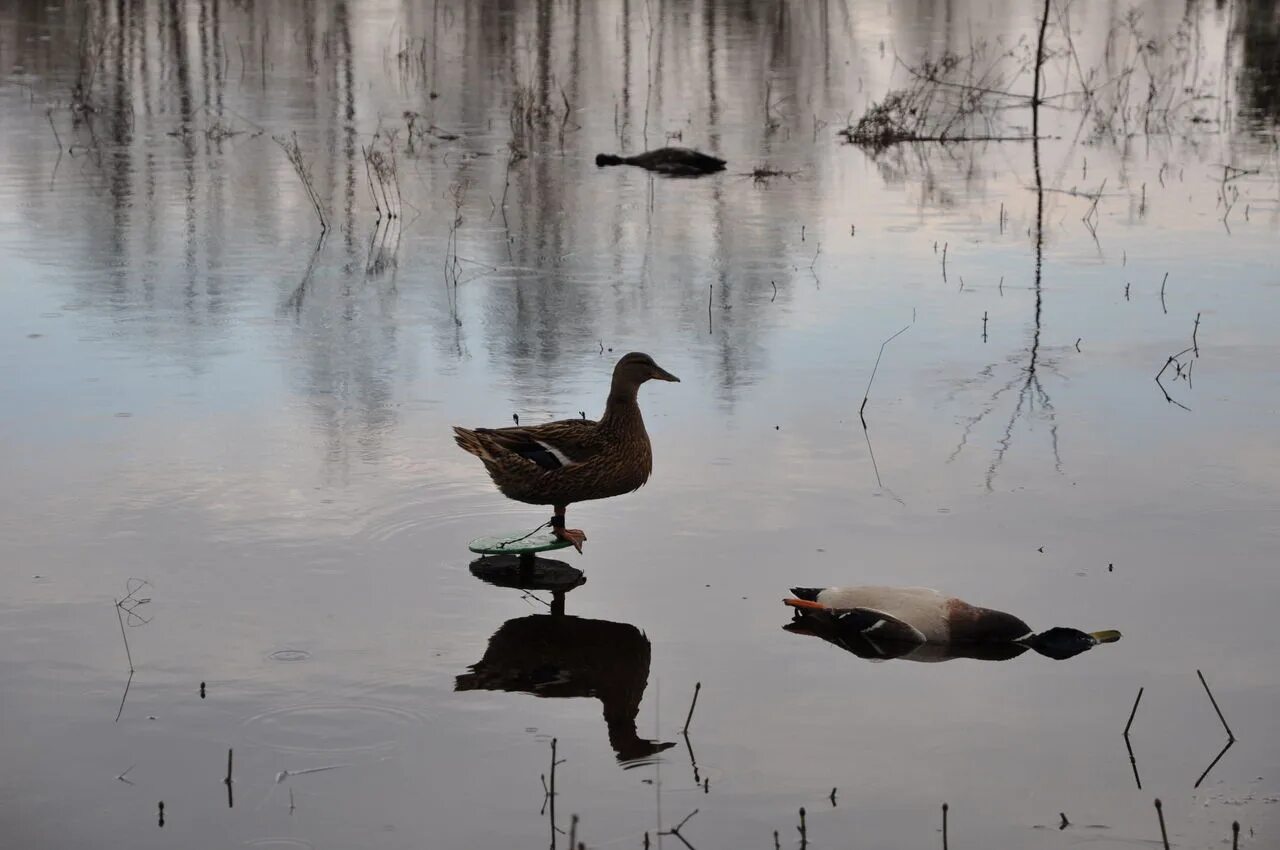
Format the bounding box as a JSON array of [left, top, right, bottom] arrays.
[[652, 366, 681, 382], [783, 598, 826, 611], [1088, 629, 1122, 644]]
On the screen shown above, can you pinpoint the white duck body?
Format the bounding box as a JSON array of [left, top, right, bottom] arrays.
[[810, 586, 954, 642], [788, 585, 1037, 645]]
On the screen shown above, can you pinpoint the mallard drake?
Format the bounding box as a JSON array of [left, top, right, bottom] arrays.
[[453, 352, 679, 553], [784, 586, 1120, 661], [595, 147, 726, 176]]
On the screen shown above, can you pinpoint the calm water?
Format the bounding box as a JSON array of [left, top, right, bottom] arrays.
[[2, 1, 1279, 847]]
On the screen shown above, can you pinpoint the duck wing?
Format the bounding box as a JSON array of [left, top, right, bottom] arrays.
[[829, 607, 927, 645], [471, 419, 606, 469]]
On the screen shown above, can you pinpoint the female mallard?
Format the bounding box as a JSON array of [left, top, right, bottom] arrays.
[[453, 352, 679, 553], [784, 586, 1120, 660], [595, 147, 726, 176]]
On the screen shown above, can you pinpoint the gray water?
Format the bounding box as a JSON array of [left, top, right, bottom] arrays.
[[2, 1, 1279, 848]]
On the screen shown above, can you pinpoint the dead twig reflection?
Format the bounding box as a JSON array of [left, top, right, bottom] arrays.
[[1154, 347, 1194, 411], [1194, 737, 1236, 789], [282, 233, 327, 316], [114, 671, 133, 723], [660, 809, 699, 849]]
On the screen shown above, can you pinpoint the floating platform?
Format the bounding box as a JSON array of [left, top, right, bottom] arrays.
[[468, 530, 585, 615], [467, 529, 574, 557]]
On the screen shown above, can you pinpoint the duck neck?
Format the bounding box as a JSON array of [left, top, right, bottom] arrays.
[[599, 378, 644, 433]]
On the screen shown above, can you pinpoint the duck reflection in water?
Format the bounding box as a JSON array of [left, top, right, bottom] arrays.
[[456, 615, 675, 764], [783, 586, 1121, 662]]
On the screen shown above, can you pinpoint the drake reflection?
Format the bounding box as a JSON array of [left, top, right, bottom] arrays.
[[456, 615, 675, 763]]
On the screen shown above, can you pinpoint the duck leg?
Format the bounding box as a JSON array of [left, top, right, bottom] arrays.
[[551, 505, 587, 554]]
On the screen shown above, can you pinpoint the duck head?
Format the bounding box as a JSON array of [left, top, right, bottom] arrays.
[[614, 352, 680, 387], [1017, 627, 1122, 660], [596, 153, 625, 166]]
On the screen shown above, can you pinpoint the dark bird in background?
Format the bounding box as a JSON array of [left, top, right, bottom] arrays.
[[595, 147, 726, 176]]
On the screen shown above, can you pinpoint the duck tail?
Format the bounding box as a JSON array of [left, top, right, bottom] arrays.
[[453, 426, 494, 461]]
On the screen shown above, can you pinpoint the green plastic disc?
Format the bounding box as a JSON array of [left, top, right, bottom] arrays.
[[468, 528, 572, 555]]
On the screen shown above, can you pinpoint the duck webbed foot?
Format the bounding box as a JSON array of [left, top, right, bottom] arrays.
[[551, 511, 587, 554]]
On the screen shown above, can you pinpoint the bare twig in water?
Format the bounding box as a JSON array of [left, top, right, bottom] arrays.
[[1197, 669, 1235, 741], [860, 315, 916, 426], [540, 737, 565, 839], [830, 787, 838, 806], [1031, 0, 1050, 138], [114, 599, 133, 673], [46, 108, 64, 151], [1193, 313, 1201, 356], [1060, 812, 1070, 830], [1154, 799, 1170, 850], [798, 807, 807, 849], [942, 802, 950, 850], [1124, 687, 1144, 736], [682, 682, 701, 735], [273, 132, 328, 233], [1160, 272, 1169, 314]]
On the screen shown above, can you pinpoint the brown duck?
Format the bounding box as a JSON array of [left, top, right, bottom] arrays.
[[453, 352, 680, 552]]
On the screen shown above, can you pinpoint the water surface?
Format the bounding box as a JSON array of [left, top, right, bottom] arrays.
[[2, 1, 1279, 847]]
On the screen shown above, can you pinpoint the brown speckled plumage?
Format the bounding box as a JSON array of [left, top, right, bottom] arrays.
[[453, 352, 678, 508]]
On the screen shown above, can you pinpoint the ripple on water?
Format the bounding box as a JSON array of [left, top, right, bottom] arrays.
[[244, 840, 314, 850], [268, 649, 311, 662], [241, 703, 423, 754]]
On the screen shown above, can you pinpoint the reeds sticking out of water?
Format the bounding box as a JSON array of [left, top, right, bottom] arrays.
[[860, 317, 915, 427], [1154, 798, 1170, 850], [273, 132, 328, 233], [114, 597, 134, 673], [682, 682, 701, 735]]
